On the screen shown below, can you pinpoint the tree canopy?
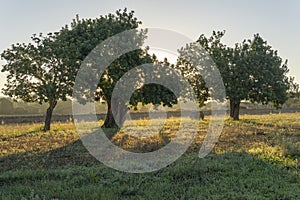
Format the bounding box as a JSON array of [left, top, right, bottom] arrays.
[[1, 8, 178, 131], [180, 31, 293, 120], [1, 9, 145, 130]]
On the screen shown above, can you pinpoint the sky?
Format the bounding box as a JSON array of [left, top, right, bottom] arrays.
[[0, 0, 299, 95]]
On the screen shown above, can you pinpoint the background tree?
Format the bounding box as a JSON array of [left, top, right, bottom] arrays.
[[0, 98, 14, 115], [287, 77, 300, 98], [184, 31, 293, 120], [129, 58, 179, 112]]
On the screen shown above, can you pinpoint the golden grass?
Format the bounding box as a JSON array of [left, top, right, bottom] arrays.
[[1, 113, 299, 167]]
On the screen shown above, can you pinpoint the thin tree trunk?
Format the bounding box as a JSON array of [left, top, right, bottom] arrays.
[[230, 100, 234, 118], [233, 102, 240, 120], [229, 99, 240, 121], [114, 98, 128, 127], [43, 100, 57, 131], [103, 101, 117, 128]]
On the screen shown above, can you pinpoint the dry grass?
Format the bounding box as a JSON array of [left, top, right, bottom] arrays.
[[1, 113, 300, 199], [1, 113, 300, 164]]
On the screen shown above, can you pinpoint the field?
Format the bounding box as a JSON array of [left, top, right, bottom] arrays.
[[1, 113, 300, 199]]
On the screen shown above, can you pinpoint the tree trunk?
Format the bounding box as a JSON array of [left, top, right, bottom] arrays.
[[229, 99, 240, 121], [43, 100, 57, 131], [103, 101, 118, 128], [230, 100, 234, 118], [102, 98, 128, 128]]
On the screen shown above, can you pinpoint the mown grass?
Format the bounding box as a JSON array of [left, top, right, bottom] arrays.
[[0, 113, 300, 199]]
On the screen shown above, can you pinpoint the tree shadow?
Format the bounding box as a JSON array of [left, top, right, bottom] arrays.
[[1, 145, 300, 199], [0, 140, 99, 171]]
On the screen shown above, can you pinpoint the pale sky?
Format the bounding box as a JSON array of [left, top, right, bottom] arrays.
[[1, 0, 299, 95]]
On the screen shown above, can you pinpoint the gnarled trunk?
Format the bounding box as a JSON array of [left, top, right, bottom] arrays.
[[43, 100, 57, 131], [230, 99, 240, 121]]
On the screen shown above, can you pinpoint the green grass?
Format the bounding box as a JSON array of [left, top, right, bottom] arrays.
[[1, 153, 299, 199], [1, 113, 300, 199]]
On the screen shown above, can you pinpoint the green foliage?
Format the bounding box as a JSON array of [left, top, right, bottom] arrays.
[[287, 77, 300, 98], [1, 8, 178, 129], [193, 31, 294, 119], [129, 60, 180, 109], [238, 34, 290, 108], [67, 10, 178, 128]]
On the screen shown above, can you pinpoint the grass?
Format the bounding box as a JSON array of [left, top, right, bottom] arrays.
[[0, 113, 300, 199]]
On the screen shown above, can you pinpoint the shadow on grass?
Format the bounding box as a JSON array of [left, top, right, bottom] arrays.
[[1, 139, 300, 199], [1, 129, 43, 142], [241, 118, 300, 132], [0, 139, 100, 171]]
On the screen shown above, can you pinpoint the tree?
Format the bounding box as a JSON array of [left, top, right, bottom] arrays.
[[73, 49, 179, 130], [1, 31, 73, 130], [287, 77, 300, 98], [0, 98, 14, 114], [129, 59, 179, 112], [1, 9, 141, 130], [183, 31, 293, 120], [61, 9, 178, 129], [175, 52, 209, 108], [175, 32, 225, 111], [1, 8, 178, 131]]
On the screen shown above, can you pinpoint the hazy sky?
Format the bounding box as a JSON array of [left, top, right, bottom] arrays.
[[1, 0, 299, 94]]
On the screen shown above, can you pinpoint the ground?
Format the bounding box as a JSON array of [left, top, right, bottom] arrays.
[[0, 113, 300, 199]]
